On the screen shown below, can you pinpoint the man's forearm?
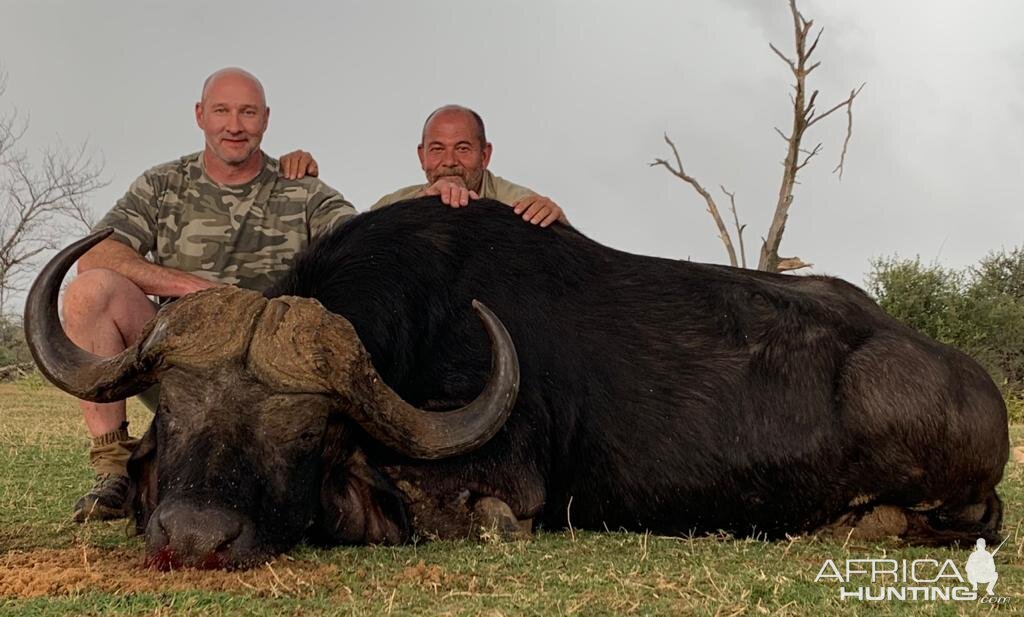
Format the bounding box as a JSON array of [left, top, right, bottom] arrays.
[[77, 238, 218, 298]]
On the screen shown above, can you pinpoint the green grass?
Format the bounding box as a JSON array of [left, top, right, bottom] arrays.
[[2, 379, 1022, 615], [1007, 394, 1024, 425]]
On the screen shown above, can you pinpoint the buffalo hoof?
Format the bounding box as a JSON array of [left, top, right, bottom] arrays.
[[818, 492, 1003, 547], [472, 496, 532, 541]]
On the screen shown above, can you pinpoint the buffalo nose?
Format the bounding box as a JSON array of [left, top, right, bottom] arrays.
[[154, 503, 245, 569]]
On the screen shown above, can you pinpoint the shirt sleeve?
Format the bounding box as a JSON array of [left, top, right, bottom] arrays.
[[307, 180, 357, 238], [92, 172, 160, 255], [491, 175, 536, 205], [369, 184, 427, 211]]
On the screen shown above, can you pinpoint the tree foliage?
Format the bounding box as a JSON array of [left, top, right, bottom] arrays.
[[866, 247, 1024, 398], [0, 314, 29, 367]]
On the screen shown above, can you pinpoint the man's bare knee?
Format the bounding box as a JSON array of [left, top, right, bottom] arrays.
[[64, 269, 144, 317], [63, 269, 155, 348]]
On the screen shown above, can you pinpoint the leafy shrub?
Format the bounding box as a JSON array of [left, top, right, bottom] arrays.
[[866, 247, 1024, 401], [15, 368, 46, 391], [0, 315, 30, 367]]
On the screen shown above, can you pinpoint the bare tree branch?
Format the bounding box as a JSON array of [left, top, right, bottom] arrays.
[[806, 83, 864, 128], [769, 43, 797, 73], [0, 67, 107, 315], [805, 90, 819, 118], [796, 142, 823, 171], [650, 133, 739, 267], [720, 185, 746, 269], [833, 83, 866, 180], [776, 256, 813, 272], [806, 27, 823, 59]]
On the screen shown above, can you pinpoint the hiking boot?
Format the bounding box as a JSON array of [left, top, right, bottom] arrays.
[[73, 473, 132, 522]]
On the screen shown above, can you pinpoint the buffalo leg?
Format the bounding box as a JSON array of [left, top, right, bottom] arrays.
[[819, 505, 909, 541], [818, 490, 1003, 546]]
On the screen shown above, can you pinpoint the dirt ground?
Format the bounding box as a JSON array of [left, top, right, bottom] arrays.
[[0, 547, 346, 600]]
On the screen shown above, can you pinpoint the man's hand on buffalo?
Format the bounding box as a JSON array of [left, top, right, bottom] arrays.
[[421, 178, 479, 208], [421, 178, 567, 227], [278, 149, 319, 180], [173, 275, 222, 297], [512, 194, 567, 227]]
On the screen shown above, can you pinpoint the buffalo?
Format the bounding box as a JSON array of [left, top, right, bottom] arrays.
[[26, 198, 1008, 570]]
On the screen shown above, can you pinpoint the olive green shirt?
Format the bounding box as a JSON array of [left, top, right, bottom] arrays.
[[370, 170, 535, 211], [94, 151, 356, 292]]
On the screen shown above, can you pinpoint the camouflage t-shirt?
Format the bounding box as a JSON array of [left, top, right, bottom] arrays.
[[94, 151, 355, 292], [369, 169, 535, 211]]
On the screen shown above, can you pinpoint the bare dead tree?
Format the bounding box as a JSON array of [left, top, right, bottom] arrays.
[[720, 185, 746, 269], [652, 0, 864, 273], [651, 134, 741, 267], [0, 68, 107, 314]]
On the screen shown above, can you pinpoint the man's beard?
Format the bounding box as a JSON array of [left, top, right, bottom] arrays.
[[430, 168, 483, 191], [214, 136, 258, 165]]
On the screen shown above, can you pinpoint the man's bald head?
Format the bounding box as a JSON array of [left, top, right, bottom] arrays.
[[200, 67, 267, 107], [421, 105, 487, 148], [195, 67, 270, 174], [417, 105, 492, 192]]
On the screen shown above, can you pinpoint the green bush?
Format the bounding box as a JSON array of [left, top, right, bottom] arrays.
[[1006, 393, 1024, 425], [0, 314, 31, 367], [866, 247, 1024, 401], [864, 258, 965, 341]]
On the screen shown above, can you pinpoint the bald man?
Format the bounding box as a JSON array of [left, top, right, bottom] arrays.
[[62, 67, 355, 522], [371, 105, 567, 227]]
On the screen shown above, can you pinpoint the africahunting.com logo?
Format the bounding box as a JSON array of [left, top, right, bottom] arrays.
[[814, 538, 1010, 605]]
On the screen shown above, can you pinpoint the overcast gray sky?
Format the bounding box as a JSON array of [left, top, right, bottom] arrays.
[[2, 0, 1022, 310]]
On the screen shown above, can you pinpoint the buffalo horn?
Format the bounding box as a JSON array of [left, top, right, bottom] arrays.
[[24, 229, 157, 402], [344, 300, 519, 460]]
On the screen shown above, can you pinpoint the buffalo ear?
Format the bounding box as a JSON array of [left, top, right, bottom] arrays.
[[313, 418, 409, 545], [127, 420, 159, 535]]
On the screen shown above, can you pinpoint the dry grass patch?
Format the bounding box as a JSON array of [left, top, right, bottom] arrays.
[[0, 378, 151, 447], [0, 548, 343, 600]]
